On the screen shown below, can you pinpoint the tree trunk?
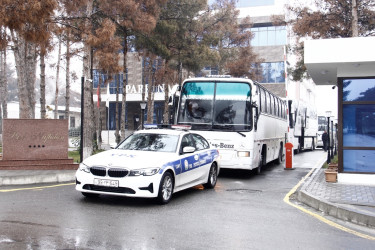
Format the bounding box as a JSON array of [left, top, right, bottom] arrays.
[[147, 59, 154, 124], [121, 34, 128, 139], [82, 0, 95, 160], [115, 72, 120, 143], [0, 48, 7, 119], [55, 35, 62, 119], [40, 50, 46, 119], [351, 0, 359, 37], [97, 75, 102, 149], [163, 60, 170, 124], [11, 32, 37, 119], [65, 33, 70, 119]]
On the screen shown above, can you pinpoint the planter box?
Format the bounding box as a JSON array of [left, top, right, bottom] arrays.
[[325, 169, 337, 183], [327, 163, 338, 171]]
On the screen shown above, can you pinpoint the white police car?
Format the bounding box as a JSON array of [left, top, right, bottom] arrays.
[[75, 127, 219, 204]]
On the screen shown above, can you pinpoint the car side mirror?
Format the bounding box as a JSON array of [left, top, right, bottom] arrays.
[[183, 146, 195, 154]]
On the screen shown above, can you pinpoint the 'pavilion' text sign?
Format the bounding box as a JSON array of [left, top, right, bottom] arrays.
[[2, 119, 68, 160]]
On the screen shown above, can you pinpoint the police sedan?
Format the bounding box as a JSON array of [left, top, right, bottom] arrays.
[[75, 127, 220, 204]]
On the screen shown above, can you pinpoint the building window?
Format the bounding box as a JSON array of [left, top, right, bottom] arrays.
[[251, 26, 286, 46], [341, 77, 375, 173], [259, 62, 285, 83], [70, 116, 76, 128], [93, 70, 126, 94], [59, 115, 64, 120]]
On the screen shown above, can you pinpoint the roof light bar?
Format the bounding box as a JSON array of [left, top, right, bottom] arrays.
[[143, 124, 158, 129], [171, 125, 192, 130]]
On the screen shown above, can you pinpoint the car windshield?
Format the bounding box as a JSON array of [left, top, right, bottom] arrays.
[[117, 133, 179, 152]]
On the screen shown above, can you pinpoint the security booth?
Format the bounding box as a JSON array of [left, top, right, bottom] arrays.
[[305, 37, 375, 185]]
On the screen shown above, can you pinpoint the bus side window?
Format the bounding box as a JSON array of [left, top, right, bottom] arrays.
[[260, 88, 266, 113], [266, 92, 271, 115], [276, 99, 280, 117], [270, 95, 274, 116]]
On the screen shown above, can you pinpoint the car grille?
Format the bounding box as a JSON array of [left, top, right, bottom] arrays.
[[83, 184, 135, 194], [89, 166, 129, 178], [108, 168, 129, 178], [90, 166, 106, 176]]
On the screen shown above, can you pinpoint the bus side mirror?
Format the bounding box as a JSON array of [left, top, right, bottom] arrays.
[[252, 102, 259, 131]]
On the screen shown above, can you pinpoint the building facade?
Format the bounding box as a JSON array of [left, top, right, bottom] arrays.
[[305, 37, 375, 184]]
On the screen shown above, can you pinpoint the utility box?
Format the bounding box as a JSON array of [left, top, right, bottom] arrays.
[[285, 142, 294, 170]]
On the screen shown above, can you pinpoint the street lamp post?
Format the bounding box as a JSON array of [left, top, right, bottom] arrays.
[[326, 111, 332, 164], [140, 102, 146, 130], [331, 119, 334, 159], [334, 123, 338, 155]]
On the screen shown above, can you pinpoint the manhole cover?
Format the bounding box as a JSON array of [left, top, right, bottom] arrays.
[[226, 189, 262, 194]]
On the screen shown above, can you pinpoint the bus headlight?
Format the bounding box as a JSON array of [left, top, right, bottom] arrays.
[[237, 151, 250, 157]]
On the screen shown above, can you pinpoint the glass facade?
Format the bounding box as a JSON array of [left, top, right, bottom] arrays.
[[93, 70, 125, 94], [342, 77, 375, 173], [238, 0, 274, 7], [251, 26, 286, 47], [259, 62, 285, 83], [209, 0, 274, 7]]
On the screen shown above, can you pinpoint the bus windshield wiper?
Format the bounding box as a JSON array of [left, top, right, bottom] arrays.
[[237, 131, 246, 137]]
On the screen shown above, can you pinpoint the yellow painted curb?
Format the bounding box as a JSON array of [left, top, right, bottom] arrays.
[[284, 169, 375, 241], [0, 182, 75, 192]]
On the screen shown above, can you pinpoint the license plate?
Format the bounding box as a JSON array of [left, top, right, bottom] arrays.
[[94, 178, 119, 187]]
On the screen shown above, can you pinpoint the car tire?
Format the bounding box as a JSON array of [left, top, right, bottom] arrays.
[[157, 172, 174, 205], [81, 192, 99, 198], [203, 163, 218, 189]]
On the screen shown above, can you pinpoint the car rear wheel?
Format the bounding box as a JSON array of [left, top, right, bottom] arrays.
[[203, 163, 218, 189], [157, 172, 173, 205]]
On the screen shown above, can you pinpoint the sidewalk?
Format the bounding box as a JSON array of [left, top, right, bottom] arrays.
[[298, 167, 375, 228], [1, 154, 375, 228]]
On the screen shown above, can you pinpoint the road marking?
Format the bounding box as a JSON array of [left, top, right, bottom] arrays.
[[0, 183, 75, 192], [284, 169, 375, 241]]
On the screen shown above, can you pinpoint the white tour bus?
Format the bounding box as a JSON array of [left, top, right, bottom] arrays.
[[287, 100, 318, 153], [317, 116, 327, 148], [171, 76, 287, 172]]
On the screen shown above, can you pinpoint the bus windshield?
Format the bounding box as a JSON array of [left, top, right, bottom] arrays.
[[177, 81, 252, 131]]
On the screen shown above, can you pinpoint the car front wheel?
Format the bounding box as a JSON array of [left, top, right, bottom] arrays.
[[157, 172, 173, 205], [203, 163, 218, 189]]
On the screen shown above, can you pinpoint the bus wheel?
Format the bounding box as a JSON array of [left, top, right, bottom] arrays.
[[256, 154, 263, 174], [276, 146, 283, 164]]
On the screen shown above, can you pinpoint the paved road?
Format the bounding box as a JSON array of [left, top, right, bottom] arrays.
[[1, 149, 374, 249]]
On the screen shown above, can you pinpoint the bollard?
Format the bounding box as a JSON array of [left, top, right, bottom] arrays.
[[284, 142, 294, 170]]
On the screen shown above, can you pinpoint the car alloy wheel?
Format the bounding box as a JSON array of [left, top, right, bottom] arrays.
[[204, 163, 217, 189], [157, 172, 173, 204]]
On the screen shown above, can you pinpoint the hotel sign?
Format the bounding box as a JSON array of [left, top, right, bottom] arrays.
[[2, 119, 68, 160]]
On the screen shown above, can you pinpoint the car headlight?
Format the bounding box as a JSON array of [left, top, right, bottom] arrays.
[[79, 163, 90, 173], [129, 168, 160, 176], [237, 151, 250, 157]]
